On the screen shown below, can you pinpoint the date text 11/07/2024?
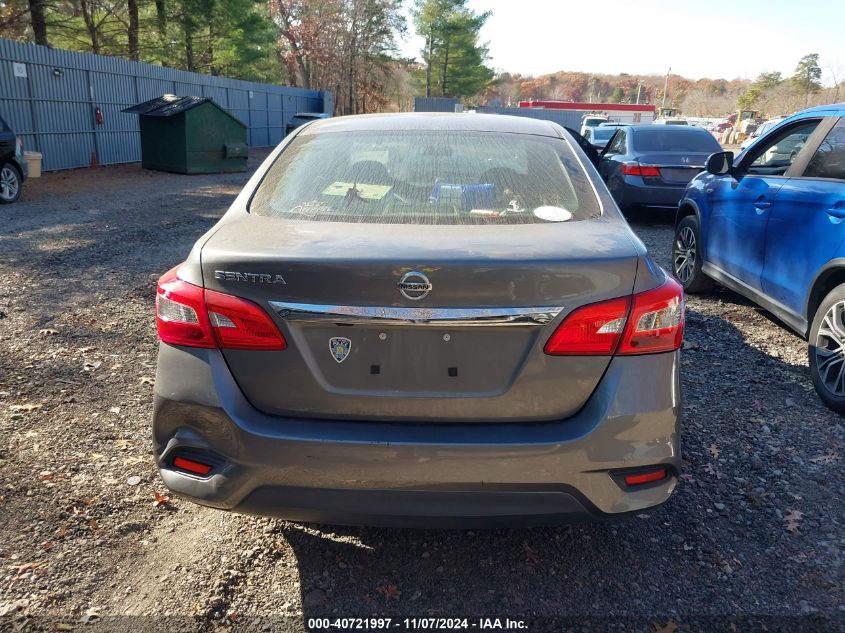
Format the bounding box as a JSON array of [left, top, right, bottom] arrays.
[[306, 618, 528, 630]]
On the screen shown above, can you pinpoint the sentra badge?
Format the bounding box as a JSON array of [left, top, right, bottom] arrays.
[[214, 270, 286, 284]]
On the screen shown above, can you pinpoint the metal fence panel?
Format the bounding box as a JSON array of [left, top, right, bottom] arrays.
[[0, 38, 329, 171], [414, 96, 459, 112], [202, 85, 229, 107], [476, 106, 585, 130]]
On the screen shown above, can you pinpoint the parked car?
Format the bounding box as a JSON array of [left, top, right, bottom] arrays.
[[580, 114, 608, 136], [598, 124, 723, 212], [583, 125, 617, 151], [740, 117, 786, 151], [153, 113, 684, 527], [285, 112, 331, 136], [673, 104, 845, 413], [598, 122, 632, 129], [0, 114, 27, 204], [654, 118, 689, 126]]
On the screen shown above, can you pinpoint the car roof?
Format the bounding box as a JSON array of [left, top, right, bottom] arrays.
[[785, 103, 845, 122], [299, 112, 562, 137]]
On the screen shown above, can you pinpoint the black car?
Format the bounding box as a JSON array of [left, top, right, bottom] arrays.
[[285, 112, 331, 136], [598, 125, 722, 213], [0, 114, 27, 204]]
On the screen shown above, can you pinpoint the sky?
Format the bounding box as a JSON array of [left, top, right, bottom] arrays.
[[399, 0, 845, 85]]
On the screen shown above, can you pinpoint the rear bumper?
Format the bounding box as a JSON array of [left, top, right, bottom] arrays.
[[152, 344, 681, 527], [619, 177, 686, 208]]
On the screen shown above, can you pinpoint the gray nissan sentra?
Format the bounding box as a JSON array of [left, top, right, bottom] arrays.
[[152, 113, 683, 527]]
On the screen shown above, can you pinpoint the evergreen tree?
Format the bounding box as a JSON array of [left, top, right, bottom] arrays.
[[792, 53, 822, 106], [413, 0, 493, 99]]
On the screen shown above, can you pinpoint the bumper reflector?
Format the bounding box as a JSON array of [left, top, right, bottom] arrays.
[[172, 456, 213, 476], [623, 467, 668, 487]]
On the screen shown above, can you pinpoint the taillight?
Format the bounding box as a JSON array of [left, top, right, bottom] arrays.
[[205, 289, 286, 350], [617, 277, 684, 355], [156, 268, 215, 348], [621, 162, 661, 177], [543, 296, 631, 355], [544, 277, 684, 356], [155, 265, 286, 351]]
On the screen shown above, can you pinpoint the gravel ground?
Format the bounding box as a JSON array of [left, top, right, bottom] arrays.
[[1, 158, 843, 633]]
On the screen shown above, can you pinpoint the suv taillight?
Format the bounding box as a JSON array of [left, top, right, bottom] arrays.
[[544, 277, 684, 356], [155, 265, 286, 351]]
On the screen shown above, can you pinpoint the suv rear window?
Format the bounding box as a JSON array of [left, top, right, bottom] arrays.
[[632, 128, 721, 152], [249, 131, 601, 224]]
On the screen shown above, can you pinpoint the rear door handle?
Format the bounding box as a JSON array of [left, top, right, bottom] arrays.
[[827, 201, 845, 219], [753, 196, 771, 213]]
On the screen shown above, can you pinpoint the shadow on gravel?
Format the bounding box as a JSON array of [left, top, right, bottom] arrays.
[[623, 207, 676, 226], [270, 305, 844, 624]]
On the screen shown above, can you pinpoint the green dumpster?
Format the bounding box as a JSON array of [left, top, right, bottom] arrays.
[[123, 95, 248, 174]]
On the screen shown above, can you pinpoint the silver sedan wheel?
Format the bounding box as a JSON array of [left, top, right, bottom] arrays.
[[0, 165, 20, 202], [815, 300, 845, 397], [673, 225, 696, 284]]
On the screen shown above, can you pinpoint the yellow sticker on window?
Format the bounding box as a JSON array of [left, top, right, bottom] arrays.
[[322, 182, 392, 200]]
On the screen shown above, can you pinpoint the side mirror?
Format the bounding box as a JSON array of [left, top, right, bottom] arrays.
[[705, 151, 734, 175]]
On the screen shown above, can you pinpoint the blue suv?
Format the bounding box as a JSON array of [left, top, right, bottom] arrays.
[[673, 104, 845, 413]]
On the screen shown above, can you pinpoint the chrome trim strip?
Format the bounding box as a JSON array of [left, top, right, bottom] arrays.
[[269, 301, 564, 326]]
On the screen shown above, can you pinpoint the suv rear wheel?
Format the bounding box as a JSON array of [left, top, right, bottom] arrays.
[[0, 163, 21, 204], [809, 284, 845, 415], [672, 215, 714, 293]]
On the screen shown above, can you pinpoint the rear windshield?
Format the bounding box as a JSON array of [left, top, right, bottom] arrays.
[[249, 130, 601, 225], [632, 128, 721, 152], [592, 127, 616, 141]]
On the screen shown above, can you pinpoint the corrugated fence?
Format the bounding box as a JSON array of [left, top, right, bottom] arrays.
[[413, 98, 586, 130], [475, 106, 584, 130], [414, 96, 461, 113], [0, 39, 331, 171]]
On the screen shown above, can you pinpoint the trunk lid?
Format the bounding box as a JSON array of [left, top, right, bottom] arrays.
[[202, 215, 642, 422], [636, 152, 710, 186]]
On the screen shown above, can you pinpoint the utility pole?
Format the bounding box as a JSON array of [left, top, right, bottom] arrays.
[[635, 80, 642, 105], [661, 67, 671, 109]]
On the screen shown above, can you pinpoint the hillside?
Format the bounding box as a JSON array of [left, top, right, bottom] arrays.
[[480, 71, 751, 116]]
